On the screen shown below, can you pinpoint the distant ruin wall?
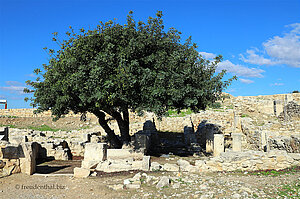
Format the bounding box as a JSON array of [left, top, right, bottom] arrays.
[[0, 108, 96, 118]]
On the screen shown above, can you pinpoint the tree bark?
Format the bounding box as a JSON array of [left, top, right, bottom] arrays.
[[109, 109, 131, 145], [93, 110, 122, 148]]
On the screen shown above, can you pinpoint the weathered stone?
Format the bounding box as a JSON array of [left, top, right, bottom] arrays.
[[84, 143, 107, 161], [9, 136, 28, 144], [73, 167, 90, 178], [232, 133, 242, 151], [125, 183, 141, 189], [163, 163, 179, 172], [288, 153, 300, 161], [107, 149, 143, 160], [82, 143, 107, 169], [213, 134, 224, 157], [19, 142, 39, 175], [177, 159, 190, 169], [108, 184, 123, 190], [142, 156, 150, 171], [54, 149, 69, 160], [150, 162, 162, 171], [156, 176, 170, 188]]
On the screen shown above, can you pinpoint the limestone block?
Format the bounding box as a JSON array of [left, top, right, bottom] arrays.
[[95, 161, 110, 171], [84, 143, 107, 162], [232, 133, 242, 152], [81, 160, 99, 169], [177, 159, 191, 171], [150, 162, 162, 171], [19, 142, 38, 175], [156, 176, 170, 188], [10, 136, 28, 144], [163, 163, 179, 172], [213, 134, 224, 157], [288, 153, 300, 161], [106, 162, 132, 172], [131, 161, 143, 170], [142, 156, 150, 171], [54, 149, 69, 160], [91, 135, 100, 143], [125, 183, 141, 189], [74, 167, 90, 178], [82, 134, 91, 142], [107, 149, 143, 160], [186, 165, 199, 173]]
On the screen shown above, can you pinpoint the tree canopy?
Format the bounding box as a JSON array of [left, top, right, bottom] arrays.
[[25, 11, 235, 148]]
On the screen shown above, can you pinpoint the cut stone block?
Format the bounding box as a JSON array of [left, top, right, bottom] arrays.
[[214, 134, 224, 157], [74, 167, 90, 178], [83, 143, 107, 161], [232, 133, 242, 152]]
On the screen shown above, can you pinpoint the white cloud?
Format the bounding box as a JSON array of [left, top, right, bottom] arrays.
[[217, 60, 265, 78], [271, 83, 284, 86], [240, 23, 300, 68], [240, 78, 254, 84], [0, 81, 26, 95], [240, 49, 275, 65], [199, 52, 217, 60]]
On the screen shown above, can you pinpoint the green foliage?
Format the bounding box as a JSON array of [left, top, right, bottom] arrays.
[[292, 90, 299, 93], [209, 102, 222, 109], [27, 125, 59, 132], [249, 166, 300, 177], [166, 108, 193, 117], [0, 115, 18, 118], [277, 180, 300, 198], [24, 11, 235, 146], [241, 114, 249, 118], [0, 124, 16, 128]]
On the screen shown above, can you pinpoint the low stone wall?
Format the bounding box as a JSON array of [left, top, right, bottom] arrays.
[[74, 143, 150, 177], [0, 108, 96, 118], [0, 141, 39, 177], [151, 150, 300, 173]]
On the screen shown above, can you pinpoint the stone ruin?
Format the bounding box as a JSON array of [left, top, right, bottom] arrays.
[[1, 93, 300, 178]]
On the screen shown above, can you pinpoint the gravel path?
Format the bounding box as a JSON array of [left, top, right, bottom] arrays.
[[0, 170, 299, 199]]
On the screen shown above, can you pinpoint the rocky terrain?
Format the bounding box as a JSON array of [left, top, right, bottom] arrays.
[[0, 93, 300, 198], [0, 168, 299, 199]]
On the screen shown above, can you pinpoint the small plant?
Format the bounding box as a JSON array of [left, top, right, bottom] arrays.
[[166, 108, 193, 117], [241, 114, 249, 118], [277, 180, 300, 198], [0, 124, 16, 128], [0, 115, 18, 118], [249, 166, 300, 177], [209, 102, 222, 109], [292, 90, 299, 93], [225, 105, 234, 110], [28, 124, 59, 132]]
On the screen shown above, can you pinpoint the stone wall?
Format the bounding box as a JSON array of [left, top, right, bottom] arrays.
[[152, 150, 300, 173], [0, 108, 96, 118], [0, 141, 39, 177]]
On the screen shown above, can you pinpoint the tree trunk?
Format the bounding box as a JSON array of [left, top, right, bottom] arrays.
[[117, 109, 131, 144], [94, 110, 122, 148], [110, 109, 131, 145]]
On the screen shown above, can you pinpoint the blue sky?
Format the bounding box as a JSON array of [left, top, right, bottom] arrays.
[[0, 0, 299, 108]]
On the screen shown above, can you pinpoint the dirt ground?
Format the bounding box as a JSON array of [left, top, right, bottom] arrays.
[[0, 169, 299, 199]]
